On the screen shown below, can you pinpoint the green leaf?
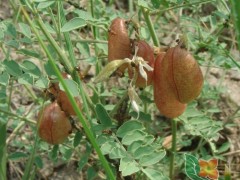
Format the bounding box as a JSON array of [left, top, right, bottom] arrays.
[[97, 134, 114, 146], [120, 157, 140, 176], [142, 168, 169, 180], [139, 150, 166, 166], [76, 42, 90, 57], [130, 111, 152, 122], [6, 23, 17, 38], [116, 120, 144, 138], [3, 60, 22, 77], [44, 60, 57, 78], [44, 22, 56, 34], [17, 49, 41, 59], [73, 131, 82, 148], [0, 72, 9, 86], [122, 130, 146, 145], [95, 103, 112, 128], [87, 167, 97, 180], [217, 142, 230, 154], [34, 156, 43, 169], [61, 18, 87, 32], [181, 105, 204, 118], [83, 56, 97, 65], [37, 1, 55, 9], [21, 60, 41, 77], [18, 73, 34, 85], [74, 9, 94, 21], [8, 152, 28, 160], [78, 152, 90, 171], [94, 59, 130, 83], [5, 40, 19, 48], [18, 23, 31, 38], [138, 0, 151, 10], [19, 37, 32, 44], [59, 79, 79, 97], [127, 141, 144, 154], [109, 147, 126, 159], [184, 154, 207, 180], [35, 76, 49, 89], [101, 141, 119, 155], [63, 148, 73, 161], [133, 145, 155, 159], [151, 0, 161, 9], [49, 145, 58, 162]]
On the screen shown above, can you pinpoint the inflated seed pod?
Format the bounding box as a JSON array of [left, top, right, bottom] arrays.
[[57, 91, 82, 116], [129, 40, 155, 88], [48, 72, 82, 116], [164, 46, 203, 103], [38, 102, 72, 145], [154, 53, 187, 118], [108, 17, 132, 74]]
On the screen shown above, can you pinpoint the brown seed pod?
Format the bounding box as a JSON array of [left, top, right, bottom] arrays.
[[56, 91, 82, 116], [38, 102, 72, 145], [108, 17, 132, 74], [164, 46, 203, 103], [154, 53, 187, 118], [129, 40, 155, 87], [48, 72, 82, 116]]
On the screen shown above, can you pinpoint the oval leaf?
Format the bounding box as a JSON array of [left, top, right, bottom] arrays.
[[61, 18, 87, 32], [116, 120, 144, 138]]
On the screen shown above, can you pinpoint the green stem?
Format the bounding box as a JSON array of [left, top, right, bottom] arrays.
[[0, 108, 36, 124], [90, 0, 101, 74], [141, 7, 160, 47], [73, 39, 108, 44], [48, 7, 63, 48], [169, 119, 177, 180], [33, 12, 73, 73], [129, 0, 134, 16], [20, 6, 115, 180], [150, 0, 213, 15], [57, 1, 95, 132]]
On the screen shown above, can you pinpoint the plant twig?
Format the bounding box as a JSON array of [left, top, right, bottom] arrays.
[[150, 0, 214, 15], [141, 7, 160, 47], [169, 119, 177, 180]]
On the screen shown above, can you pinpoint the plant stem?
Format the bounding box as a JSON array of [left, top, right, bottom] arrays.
[[19, 6, 115, 180], [169, 119, 177, 180], [0, 108, 36, 124], [57, 1, 95, 131], [129, 0, 134, 16], [150, 0, 213, 15], [0, 122, 7, 180], [141, 7, 160, 47]]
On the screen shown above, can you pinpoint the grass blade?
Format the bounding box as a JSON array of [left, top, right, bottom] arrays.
[[230, 0, 240, 51]]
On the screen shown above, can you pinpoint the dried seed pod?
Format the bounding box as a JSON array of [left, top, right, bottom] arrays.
[[56, 91, 82, 116], [48, 72, 82, 116], [154, 53, 187, 118], [108, 18, 132, 74], [164, 46, 203, 103], [129, 40, 155, 87], [38, 102, 72, 145]]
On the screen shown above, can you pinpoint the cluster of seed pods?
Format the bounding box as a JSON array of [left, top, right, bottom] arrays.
[[108, 17, 203, 118], [153, 46, 203, 118], [38, 73, 82, 145]]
